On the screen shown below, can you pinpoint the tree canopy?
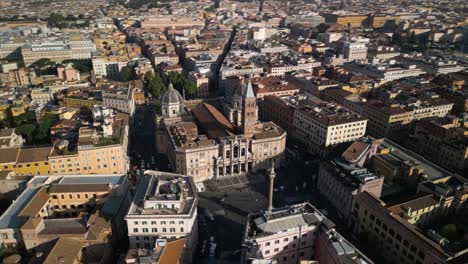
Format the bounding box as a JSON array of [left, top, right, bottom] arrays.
[[145, 72, 166, 98], [166, 72, 197, 97], [13, 113, 58, 144], [120, 66, 133, 82]]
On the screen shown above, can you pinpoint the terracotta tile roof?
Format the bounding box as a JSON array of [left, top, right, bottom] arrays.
[[48, 184, 110, 193], [342, 141, 370, 163], [43, 237, 83, 264], [18, 186, 50, 217], [17, 147, 52, 163], [0, 148, 19, 163], [159, 238, 186, 264], [191, 102, 234, 139]]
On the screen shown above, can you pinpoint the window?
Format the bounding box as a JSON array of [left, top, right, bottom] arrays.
[[134, 221, 139, 225], [180, 228, 184, 232], [265, 250, 270, 255], [151, 221, 157, 225], [133, 228, 138, 233], [266, 242, 270, 246], [52, 195, 58, 199], [300, 252, 305, 257], [274, 248, 279, 253], [275, 240, 279, 244], [284, 238, 289, 242]]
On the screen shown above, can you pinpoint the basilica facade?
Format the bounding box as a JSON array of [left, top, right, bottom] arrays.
[[156, 81, 286, 182]]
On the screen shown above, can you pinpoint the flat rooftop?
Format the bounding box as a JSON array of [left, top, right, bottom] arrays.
[[127, 171, 197, 217], [378, 139, 453, 180], [246, 203, 330, 239]]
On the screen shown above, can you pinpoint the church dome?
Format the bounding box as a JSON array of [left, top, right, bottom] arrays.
[[161, 82, 184, 106]]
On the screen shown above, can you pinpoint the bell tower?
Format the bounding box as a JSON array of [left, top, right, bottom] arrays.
[[242, 79, 258, 136]]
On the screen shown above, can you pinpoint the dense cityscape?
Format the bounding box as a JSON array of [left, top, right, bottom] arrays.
[[0, 0, 467, 263]]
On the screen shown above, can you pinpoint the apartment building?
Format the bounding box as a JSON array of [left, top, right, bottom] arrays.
[[92, 56, 130, 80], [49, 110, 129, 175], [140, 16, 205, 29], [188, 72, 210, 98], [398, 54, 465, 75], [21, 42, 72, 66], [30, 88, 51, 105], [102, 85, 135, 114], [342, 41, 368, 62], [362, 99, 453, 140], [251, 76, 300, 99], [318, 158, 383, 219], [56, 64, 80, 82], [0, 128, 24, 149], [260, 96, 297, 136], [369, 139, 454, 184], [408, 117, 468, 172], [367, 46, 400, 61], [8, 67, 36, 87], [323, 13, 368, 27], [0, 174, 129, 249], [294, 100, 367, 155], [344, 62, 425, 82], [125, 171, 198, 259], [349, 189, 466, 264], [242, 203, 373, 264]]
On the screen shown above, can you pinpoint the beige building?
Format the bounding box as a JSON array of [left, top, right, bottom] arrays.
[[125, 171, 198, 261], [156, 81, 286, 182], [0, 174, 128, 251], [350, 176, 468, 264], [362, 99, 453, 140], [49, 112, 129, 175], [409, 117, 468, 172], [294, 99, 367, 155]]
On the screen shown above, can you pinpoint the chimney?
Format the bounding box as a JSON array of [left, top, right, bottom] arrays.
[[268, 161, 276, 212]]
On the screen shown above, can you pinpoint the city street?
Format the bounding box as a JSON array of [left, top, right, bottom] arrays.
[[195, 158, 320, 263], [129, 105, 158, 173]]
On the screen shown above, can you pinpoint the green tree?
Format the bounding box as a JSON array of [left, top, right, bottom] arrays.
[[48, 13, 66, 28], [120, 66, 133, 82], [185, 79, 197, 96], [34, 114, 58, 143], [13, 112, 36, 127], [167, 72, 197, 97], [148, 74, 165, 98], [15, 124, 36, 143]]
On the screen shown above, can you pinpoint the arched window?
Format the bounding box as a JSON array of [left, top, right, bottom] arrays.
[[241, 148, 246, 156], [234, 146, 239, 158], [226, 150, 231, 159]]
